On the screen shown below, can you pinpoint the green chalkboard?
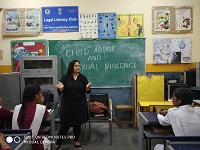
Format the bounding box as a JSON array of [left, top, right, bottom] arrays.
[[49, 38, 145, 87]]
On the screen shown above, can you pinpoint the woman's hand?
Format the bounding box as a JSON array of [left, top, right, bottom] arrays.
[[56, 82, 64, 92], [86, 82, 92, 92], [35, 92, 44, 105], [37, 96, 44, 105]]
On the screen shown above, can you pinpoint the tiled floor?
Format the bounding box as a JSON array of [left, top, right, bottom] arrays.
[[54, 122, 162, 150], [55, 123, 139, 150]]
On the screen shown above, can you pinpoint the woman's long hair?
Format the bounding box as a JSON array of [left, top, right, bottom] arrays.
[[20, 84, 40, 127], [66, 60, 80, 78]]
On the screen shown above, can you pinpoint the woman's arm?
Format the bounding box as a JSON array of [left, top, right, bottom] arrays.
[[156, 109, 171, 126]]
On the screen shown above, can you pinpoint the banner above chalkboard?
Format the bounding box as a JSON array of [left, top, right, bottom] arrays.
[[42, 6, 79, 32], [49, 38, 145, 87]]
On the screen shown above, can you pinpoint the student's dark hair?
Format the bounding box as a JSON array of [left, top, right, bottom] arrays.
[[173, 87, 193, 106], [20, 84, 41, 126], [66, 60, 80, 77]]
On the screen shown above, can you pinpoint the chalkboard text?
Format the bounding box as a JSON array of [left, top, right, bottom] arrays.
[[49, 38, 145, 87], [81, 63, 100, 70], [66, 49, 89, 57], [93, 46, 115, 53], [105, 62, 137, 72]]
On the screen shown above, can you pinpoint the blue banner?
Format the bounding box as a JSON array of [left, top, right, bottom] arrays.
[[42, 6, 79, 32]]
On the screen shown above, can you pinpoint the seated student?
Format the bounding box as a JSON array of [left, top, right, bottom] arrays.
[[12, 84, 50, 150], [154, 87, 200, 150], [0, 97, 13, 129], [0, 132, 12, 150]]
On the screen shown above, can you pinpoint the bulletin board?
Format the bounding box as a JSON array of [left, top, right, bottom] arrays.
[[2, 8, 42, 36], [152, 6, 193, 34], [11, 40, 48, 72]]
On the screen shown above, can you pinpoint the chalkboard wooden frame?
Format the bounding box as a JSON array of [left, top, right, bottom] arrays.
[[49, 38, 146, 87]]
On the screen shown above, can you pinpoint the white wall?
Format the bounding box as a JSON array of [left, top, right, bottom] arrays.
[[0, 0, 200, 65]]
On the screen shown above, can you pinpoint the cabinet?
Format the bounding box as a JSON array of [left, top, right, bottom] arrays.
[[132, 74, 165, 128], [0, 73, 21, 110], [20, 56, 61, 103]]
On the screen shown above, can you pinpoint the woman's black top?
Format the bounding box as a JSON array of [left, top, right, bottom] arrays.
[[59, 73, 90, 126]]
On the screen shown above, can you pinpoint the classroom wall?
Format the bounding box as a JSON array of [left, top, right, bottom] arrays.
[[0, 0, 199, 116], [0, 0, 200, 67]]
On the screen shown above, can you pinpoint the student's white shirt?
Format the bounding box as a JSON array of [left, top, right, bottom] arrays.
[[157, 107, 177, 126], [154, 105, 200, 150], [157, 105, 200, 136]]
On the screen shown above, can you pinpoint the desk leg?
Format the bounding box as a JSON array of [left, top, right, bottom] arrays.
[[139, 119, 144, 150]]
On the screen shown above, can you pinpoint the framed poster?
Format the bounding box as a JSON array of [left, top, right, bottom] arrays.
[[153, 38, 192, 64], [152, 6, 193, 34], [79, 13, 98, 39], [97, 12, 116, 39], [2, 8, 41, 36], [117, 14, 144, 37]]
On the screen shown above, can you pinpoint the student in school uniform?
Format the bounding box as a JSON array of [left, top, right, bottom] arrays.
[[154, 87, 200, 150], [0, 97, 13, 129], [12, 84, 50, 150]]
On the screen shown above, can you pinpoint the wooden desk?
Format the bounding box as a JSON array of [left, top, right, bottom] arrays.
[[139, 112, 174, 150], [138, 101, 173, 112]]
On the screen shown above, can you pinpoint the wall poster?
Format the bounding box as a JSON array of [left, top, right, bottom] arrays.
[[79, 13, 98, 39], [117, 14, 144, 37], [97, 12, 117, 39], [154, 10, 170, 32], [175, 9, 191, 30], [2, 8, 41, 36], [153, 38, 192, 64], [152, 6, 193, 34]]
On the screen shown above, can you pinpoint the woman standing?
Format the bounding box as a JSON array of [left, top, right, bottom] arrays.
[[55, 60, 92, 150]]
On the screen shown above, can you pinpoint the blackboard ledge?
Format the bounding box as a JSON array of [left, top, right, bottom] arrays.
[[92, 86, 132, 89]]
